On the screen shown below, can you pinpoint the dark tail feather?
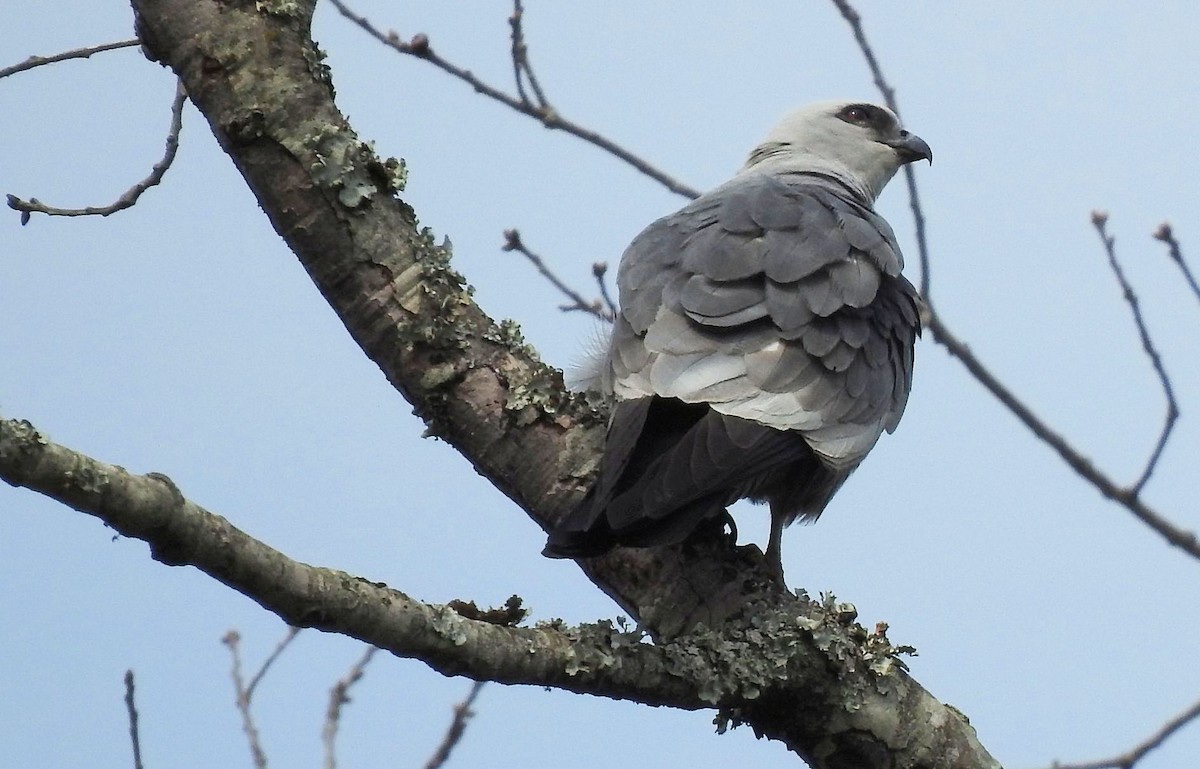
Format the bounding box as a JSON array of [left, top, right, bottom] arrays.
[[542, 486, 614, 558]]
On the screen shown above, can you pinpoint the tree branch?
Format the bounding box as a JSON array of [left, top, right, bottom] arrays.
[[507, 0, 548, 111], [325, 0, 700, 199], [123, 671, 145, 769], [1154, 223, 1200, 306], [0, 38, 140, 79], [0, 413, 999, 767], [323, 646, 378, 769], [829, 0, 1199, 562], [1090, 212, 1179, 494], [6, 80, 186, 223], [502, 228, 612, 321], [925, 313, 1199, 559], [423, 681, 485, 769], [828, 0, 931, 300], [1047, 694, 1200, 769], [0, 1, 1006, 764]]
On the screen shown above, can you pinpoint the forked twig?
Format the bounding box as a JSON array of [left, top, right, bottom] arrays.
[[326, 0, 699, 199], [0, 38, 139, 79], [1091, 212, 1179, 494], [830, 0, 1198, 561], [322, 646, 379, 769], [503, 229, 612, 321], [593, 261, 618, 319], [508, 0, 549, 110], [422, 681, 486, 769], [7, 80, 187, 223], [223, 626, 302, 769]]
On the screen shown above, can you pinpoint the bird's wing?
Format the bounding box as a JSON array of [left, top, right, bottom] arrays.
[[543, 396, 809, 555], [611, 171, 919, 467]]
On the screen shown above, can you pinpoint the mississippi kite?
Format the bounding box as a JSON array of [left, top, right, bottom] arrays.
[[544, 101, 931, 579]]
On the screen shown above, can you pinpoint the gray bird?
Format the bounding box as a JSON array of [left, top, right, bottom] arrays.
[[544, 101, 931, 580]]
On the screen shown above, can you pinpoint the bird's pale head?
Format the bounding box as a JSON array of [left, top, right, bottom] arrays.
[[744, 100, 932, 204]]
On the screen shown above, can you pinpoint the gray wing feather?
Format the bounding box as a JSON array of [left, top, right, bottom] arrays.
[[613, 170, 919, 467], [680, 275, 767, 323]]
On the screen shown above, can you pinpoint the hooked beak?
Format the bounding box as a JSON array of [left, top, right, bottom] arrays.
[[883, 131, 933, 165]]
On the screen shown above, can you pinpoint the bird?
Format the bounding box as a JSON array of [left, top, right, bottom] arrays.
[[544, 100, 931, 581]]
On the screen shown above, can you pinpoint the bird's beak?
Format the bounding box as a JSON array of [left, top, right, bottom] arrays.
[[884, 132, 933, 165]]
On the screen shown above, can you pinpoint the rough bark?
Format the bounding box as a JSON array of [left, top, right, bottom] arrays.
[[1, 0, 1006, 765]]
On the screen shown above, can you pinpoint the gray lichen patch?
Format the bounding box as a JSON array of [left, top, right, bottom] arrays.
[[799, 593, 914, 669], [254, 0, 312, 20], [554, 619, 647, 677]]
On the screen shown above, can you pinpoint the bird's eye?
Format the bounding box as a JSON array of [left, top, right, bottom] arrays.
[[836, 104, 877, 126]]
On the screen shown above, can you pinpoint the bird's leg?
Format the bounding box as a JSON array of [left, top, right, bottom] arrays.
[[764, 511, 787, 584]]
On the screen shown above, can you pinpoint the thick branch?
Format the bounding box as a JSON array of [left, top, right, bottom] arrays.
[[0, 415, 998, 768], [0, 1, 1010, 765], [0, 417, 703, 707]]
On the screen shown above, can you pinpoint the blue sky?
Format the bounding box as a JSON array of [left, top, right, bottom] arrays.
[[3, 2, 1199, 767]]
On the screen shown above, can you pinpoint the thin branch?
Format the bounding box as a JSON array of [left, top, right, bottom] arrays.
[[7, 80, 187, 223], [322, 646, 378, 769], [0, 38, 140, 79], [507, 0, 548, 110], [1154, 223, 1200, 305], [1091, 212, 1179, 494], [831, 0, 1199, 560], [423, 682, 486, 769], [1048, 694, 1200, 769], [246, 626, 302, 700], [926, 312, 1200, 560], [326, 0, 699, 199], [223, 627, 300, 769], [593, 261, 618, 320], [223, 630, 268, 769], [828, 0, 932, 301], [123, 670, 145, 769], [503, 229, 612, 322], [0, 412, 999, 766]]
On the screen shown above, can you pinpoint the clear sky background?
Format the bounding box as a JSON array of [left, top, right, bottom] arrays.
[[3, 2, 1199, 768]]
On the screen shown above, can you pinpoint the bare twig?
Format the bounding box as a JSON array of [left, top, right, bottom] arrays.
[[1154, 223, 1200, 305], [322, 646, 379, 769], [246, 626, 302, 700], [830, 0, 1199, 561], [423, 681, 486, 769], [7, 80, 187, 223], [1048, 694, 1200, 769], [503, 229, 612, 321], [326, 0, 700, 199], [593, 261, 618, 319], [927, 313, 1199, 559], [829, 0, 932, 300], [1091, 212, 1179, 494], [224, 630, 269, 769], [123, 670, 145, 769], [223, 627, 301, 769], [508, 0, 549, 109], [828, 0, 896, 110], [0, 38, 139, 79]]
